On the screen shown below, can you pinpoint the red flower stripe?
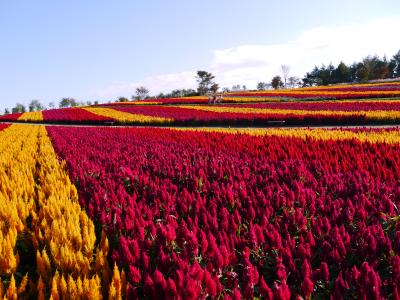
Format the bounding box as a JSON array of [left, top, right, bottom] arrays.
[[110, 105, 366, 126], [0, 124, 10, 131], [42, 108, 115, 123], [47, 126, 400, 299], [0, 113, 23, 121], [221, 101, 400, 111]]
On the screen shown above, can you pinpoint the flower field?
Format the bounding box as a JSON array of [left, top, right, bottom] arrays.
[[1, 82, 400, 126], [3, 100, 400, 126], [228, 82, 400, 100], [1, 124, 400, 298], [37, 126, 400, 299], [1, 82, 400, 299]]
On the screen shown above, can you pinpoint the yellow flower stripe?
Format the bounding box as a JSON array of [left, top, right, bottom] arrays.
[[0, 125, 111, 299], [84, 107, 174, 124], [17, 111, 43, 122], [176, 105, 400, 121], [172, 127, 400, 145]]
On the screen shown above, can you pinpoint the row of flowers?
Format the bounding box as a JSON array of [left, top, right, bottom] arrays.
[[173, 127, 400, 144], [301, 82, 400, 91], [47, 126, 400, 299], [0, 124, 124, 299], [222, 100, 400, 111], [82, 107, 174, 124], [228, 90, 400, 99], [111, 104, 400, 125], [151, 83, 400, 104], [2, 99, 400, 126]]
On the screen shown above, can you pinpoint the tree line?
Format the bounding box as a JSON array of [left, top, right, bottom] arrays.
[[2, 98, 100, 115], [302, 50, 400, 86]]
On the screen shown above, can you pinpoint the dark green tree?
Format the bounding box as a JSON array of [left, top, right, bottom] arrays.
[[257, 82, 268, 90], [59, 98, 77, 108], [355, 63, 369, 82], [29, 99, 44, 112], [210, 83, 219, 93], [302, 66, 321, 86], [271, 76, 283, 89], [118, 97, 129, 102], [12, 103, 26, 113], [334, 62, 351, 83], [196, 71, 215, 95]]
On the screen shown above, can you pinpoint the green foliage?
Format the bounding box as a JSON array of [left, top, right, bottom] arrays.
[[59, 97, 77, 108], [257, 82, 268, 90], [118, 97, 129, 102], [302, 50, 400, 86], [196, 70, 216, 95], [12, 103, 26, 113], [28, 99, 44, 112], [271, 75, 283, 89]]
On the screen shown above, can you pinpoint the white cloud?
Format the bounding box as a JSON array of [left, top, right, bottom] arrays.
[[93, 71, 196, 99], [93, 17, 400, 98]]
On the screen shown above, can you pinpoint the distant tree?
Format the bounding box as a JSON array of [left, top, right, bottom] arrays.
[[12, 103, 26, 114], [334, 62, 351, 83], [48, 102, 55, 109], [210, 83, 219, 93], [389, 50, 400, 78], [182, 89, 198, 97], [231, 84, 241, 91], [288, 77, 301, 88], [118, 97, 129, 102], [321, 64, 335, 85], [257, 82, 268, 90], [222, 87, 230, 93], [94, 100, 99, 105], [302, 66, 321, 87], [361, 55, 389, 80], [59, 98, 77, 108], [135, 86, 150, 100], [29, 99, 44, 112], [196, 71, 215, 95], [355, 63, 369, 82], [281, 65, 291, 88], [348, 63, 358, 82], [271, 76, 284, 89], [242, 85, 247, 91], [372, 56, 390, 79], [4, 108, 10, 115], [300, 50, 400, 86]]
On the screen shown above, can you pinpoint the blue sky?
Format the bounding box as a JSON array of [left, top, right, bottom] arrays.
[[1, 0, 400, 111]]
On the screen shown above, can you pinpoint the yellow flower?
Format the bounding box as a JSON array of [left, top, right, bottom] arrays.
[[83, 107, 174, 124]]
